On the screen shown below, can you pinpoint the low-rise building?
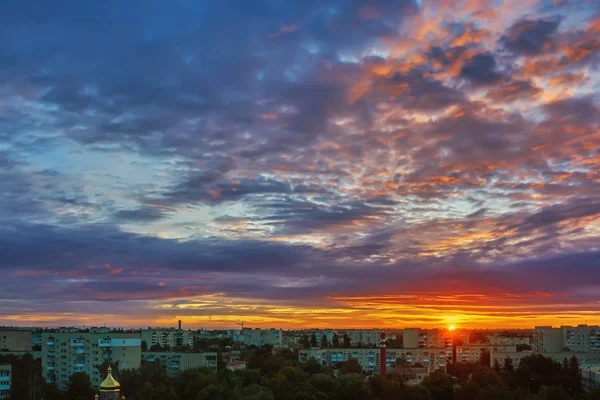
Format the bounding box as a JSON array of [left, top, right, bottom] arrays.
[[456, 345, 517, 364], [0, 364, 10, 400], [227, 361, 247, 371], [0, 331, 32, 351], [41, 331, 141, 391], [582, 366, 600, 389], [141, 351, 218, 374], [299, 347, 447, 374]]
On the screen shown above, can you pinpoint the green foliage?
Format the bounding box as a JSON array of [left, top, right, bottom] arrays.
[[310, 334, 318, 348], [4, 344, 593, 400], [320, 335, 329, 349], [339, 358, 362, 375], [403, 385, 434, 400], [66, 372, 95, 400], [301, 335, 311, 349], [333, 373, 372, 400], [423, 371, 454, 400], [332, 334, 340, 348], [343, 334, 351, 348]]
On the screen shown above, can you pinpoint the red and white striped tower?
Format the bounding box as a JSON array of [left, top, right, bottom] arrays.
[[379, 332, 387, 376]]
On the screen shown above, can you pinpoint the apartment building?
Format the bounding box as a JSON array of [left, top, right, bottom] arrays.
[[403, 329, 450, 349], [455, 345, 517, 364], [316, 330, 336, 345], [488, 335, 531, 346], [41, 330, 141, 391], [345, 329, 381, 347], [227, 329, 244, 342], [299, 347, 447, 374], [141, 328, 194, 349], [0, 364, 10, 400], [141, 352, 218, 374], [242, 328, 282, 347], [0, 331, 32, 351], [533, 325, 600, 353], [563, 325, 600, 352]]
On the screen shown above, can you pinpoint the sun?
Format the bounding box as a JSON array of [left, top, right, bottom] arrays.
[[448, 325, 456, 331]]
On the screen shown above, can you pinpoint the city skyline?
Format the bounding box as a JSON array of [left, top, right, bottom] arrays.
[[1, 0, 600, 330]]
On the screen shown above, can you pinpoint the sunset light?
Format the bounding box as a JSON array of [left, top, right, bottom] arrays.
[[0, 0, 599, 333]]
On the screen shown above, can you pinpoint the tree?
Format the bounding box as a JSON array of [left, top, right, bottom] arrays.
[[453, 382, 482, 400], [66, 372, 95, 400], [150, 343, 164, 351], [237, 383, 275, 400], [301, 357, 322, 375], [196, 383, 234, 400], [141, 340, 148, 351], [568, 355, 583, 399], [40, 382, 65, 400], [310, 334, 318, 348], [343, 334, 351, 348], [493, 359, 502, 373], [423, 371, 453, 400], [260, 356, 285, 376], [402, 385, 434, 400], [320, 335, 328, 349], [479, 349, 491, 367], [502, 357, 514, 375], [332, 334, 340, 348], [584, 388, 600, 400], [301, 335, 311, 349], [310, 373, 336, 395], [172, 367, 216, 400], [339, 359, 362, 375], [333, 373, 372, 400], [539, 385, 571, 400]]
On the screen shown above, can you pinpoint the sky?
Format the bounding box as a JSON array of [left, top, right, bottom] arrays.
[[1, 0, 599, 330]]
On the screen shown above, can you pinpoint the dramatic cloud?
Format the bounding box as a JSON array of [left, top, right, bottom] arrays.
[[1, 0, 599, 328]]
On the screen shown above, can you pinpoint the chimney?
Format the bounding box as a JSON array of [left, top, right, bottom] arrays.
[[379, 332, 387, 377], [178, 320, 182, 330]]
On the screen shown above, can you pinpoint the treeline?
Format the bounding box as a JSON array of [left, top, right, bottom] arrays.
[[3, 350, 600, 400]]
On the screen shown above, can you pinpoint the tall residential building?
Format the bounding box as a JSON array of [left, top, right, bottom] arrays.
[[41, 330, 141, 391], [534, 325, 600, 353], [488, 335, 531, 346], [142, 351, 218, 374], [315, 330, 336, 345], [563, 325, 600, 352], [402, 329, 450, 349], [140, 328, 194, 349], [403, 329, 421, 349], [533, 326, 564, 352], [0, 331, 32, 351], [242, 329, 282, 347], [345, 330, 380, 347], [0, 364, 10, 400]]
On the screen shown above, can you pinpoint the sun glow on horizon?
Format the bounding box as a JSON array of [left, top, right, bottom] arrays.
[[448, 325, 456, 331]]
